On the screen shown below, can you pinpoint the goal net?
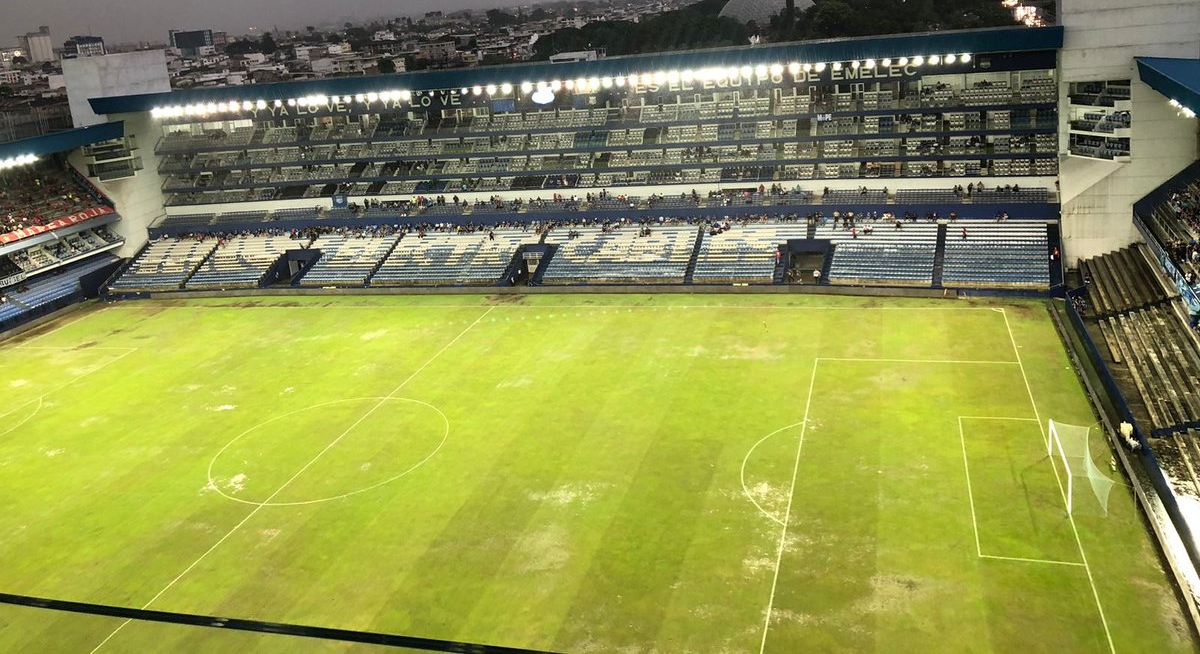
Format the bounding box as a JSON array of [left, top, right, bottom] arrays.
[[1048, 420, 1116, 516]]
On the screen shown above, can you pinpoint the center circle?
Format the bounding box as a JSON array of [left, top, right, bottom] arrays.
[[206, 397, 449, 506]]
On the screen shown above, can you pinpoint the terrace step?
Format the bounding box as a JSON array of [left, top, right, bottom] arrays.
[[683, 226, 704, 284], [931, 223, 948, 288]]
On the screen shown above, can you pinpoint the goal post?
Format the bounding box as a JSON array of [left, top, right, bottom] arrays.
[[1048, 419, 1116, 516]]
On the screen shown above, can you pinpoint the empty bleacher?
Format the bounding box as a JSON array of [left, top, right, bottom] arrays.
[[822, 223, 939, 286], [0, 255, 118, 327], [1080, 245, 1200, 435], [542, 225, 697, 284], [1080, 245, 1173, 316], [369, 229, 533, 286], [692, 224, 808, 284], [109, 238, 218, 291], [299, 234, 401, 287], [942, 223, 1049, 288], [186, 235, 300, 289]]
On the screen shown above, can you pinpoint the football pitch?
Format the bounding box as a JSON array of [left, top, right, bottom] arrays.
[[0, 294, 1193, 653]]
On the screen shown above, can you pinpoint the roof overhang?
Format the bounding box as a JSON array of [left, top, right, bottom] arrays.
[[0, 121, 126, 162], [89, 25, 1064, 115], [1137, 56, 1200, 115]]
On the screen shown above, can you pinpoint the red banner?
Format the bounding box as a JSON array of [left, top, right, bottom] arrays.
[[0, 206, 115, 245]]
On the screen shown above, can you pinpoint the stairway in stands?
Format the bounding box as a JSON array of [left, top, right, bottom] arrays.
[[931, 223, 948, 288], [179, 245, 218, 289], [683, 226, 704, 284]]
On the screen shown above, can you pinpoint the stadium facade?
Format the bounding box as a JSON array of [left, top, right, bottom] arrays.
[[8, 2, 1173, 267]]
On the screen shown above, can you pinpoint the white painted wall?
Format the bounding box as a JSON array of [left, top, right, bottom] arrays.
[[1058, 0, 1200, 264], [72, 110, 169, 257], [63, 51, 171, 128]]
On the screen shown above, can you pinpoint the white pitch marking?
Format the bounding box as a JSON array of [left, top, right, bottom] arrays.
[[819, 357, 1019, 365], [958, 416, 984, 558], [958, 416, 1040, 421], [0, 349, 137, 423], [206, 397, 450, 507], [104, 302, 1009, 312], [0, 397, 42, 438], [740, 422, 806, 527], [759, 360, 819, 654], [1000, 308, 1115, 653], [88, 306, 495, 653], [977, 553, 1087, 567]]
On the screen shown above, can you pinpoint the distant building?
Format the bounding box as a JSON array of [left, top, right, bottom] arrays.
[[0, 47, 23, 69], [549, 50, 605, 64], [718, 0, 813, 25], [63, 36, 107, 59], [19, 26, 55, 63], [417, 41, 458, 62], [169, 29, 214, 56]]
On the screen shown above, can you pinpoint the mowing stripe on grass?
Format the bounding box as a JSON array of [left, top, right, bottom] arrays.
[[89, 307, 495, 653]]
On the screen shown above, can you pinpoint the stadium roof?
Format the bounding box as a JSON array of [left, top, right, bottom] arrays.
[[1137, 57, 1200, 116], [89, 25, 1063, 115], [0, 122, 125, 162]]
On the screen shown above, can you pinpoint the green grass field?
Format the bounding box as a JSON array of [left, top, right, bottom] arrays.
[[0, 294, 1193, 653]]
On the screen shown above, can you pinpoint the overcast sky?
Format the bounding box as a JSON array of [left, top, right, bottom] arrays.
[[9, 0, 536, 45]]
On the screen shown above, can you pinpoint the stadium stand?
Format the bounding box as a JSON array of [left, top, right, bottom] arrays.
[[109, 237, 219, 292], [1081, 246, 1200, 436], [300, 231, 402, 287], [542, 225, 697, 284], [370, 228, 535, 286], [186, 234, 301, 289], [942, 223, 1049, 288], [0, 161, 109, 233], [822, 223, 939, 286], [692, 223, 807, 284], [0, 255, 118, 327]]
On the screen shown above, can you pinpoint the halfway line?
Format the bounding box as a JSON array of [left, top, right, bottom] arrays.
[[89, 307, 495, 653]]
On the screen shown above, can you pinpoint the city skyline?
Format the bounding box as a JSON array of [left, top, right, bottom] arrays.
[[7, 0, 545, 46]]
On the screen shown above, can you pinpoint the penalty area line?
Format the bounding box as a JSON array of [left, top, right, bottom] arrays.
[[1000, 308, 1115, 654], [977, 553, 1087, 567]]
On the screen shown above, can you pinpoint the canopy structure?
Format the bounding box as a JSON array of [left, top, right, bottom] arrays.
[[88, 25, 1064, 115], [0, 121, 125, 162], [1137, 56, 1200, 114]]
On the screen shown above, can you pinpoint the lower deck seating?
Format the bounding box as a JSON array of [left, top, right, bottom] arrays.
[[0, 255, 118, 325], [943, 223, 1049, 288], [186, 235, 301, 289], [822, 223, 938, 285], [369, 229, 534, 286], [300, 234, 401, 287], [692, 224, 808, 284], [541, 225, 697, 284], [110, 238, 218, 291]]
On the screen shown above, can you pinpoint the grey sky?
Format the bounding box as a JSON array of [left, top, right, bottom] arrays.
[[9, 0, 536, 46]]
